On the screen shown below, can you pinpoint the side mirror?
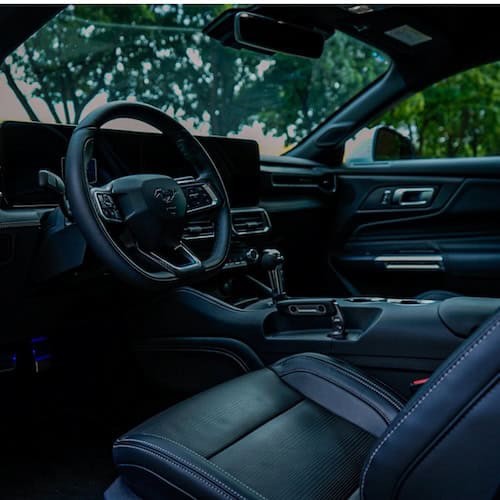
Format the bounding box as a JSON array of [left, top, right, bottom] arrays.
[[344, 126, 415, 165]]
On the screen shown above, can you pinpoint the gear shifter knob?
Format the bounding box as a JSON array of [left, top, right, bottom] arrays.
[[261, 249, 286, 303]]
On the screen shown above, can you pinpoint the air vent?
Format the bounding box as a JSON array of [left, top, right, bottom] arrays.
[[182, 219, 215, 240], [232, 208, 271, 236]]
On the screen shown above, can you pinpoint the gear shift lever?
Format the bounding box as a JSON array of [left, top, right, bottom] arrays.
[[261, 249, 286, 303], [260, 249, 345, 337]]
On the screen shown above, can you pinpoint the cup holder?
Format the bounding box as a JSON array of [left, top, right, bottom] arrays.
[[346, 297, 434, 305], [388, 298, 419, 305], [346, 297, 386, 303], [388, 298, 434, 305]]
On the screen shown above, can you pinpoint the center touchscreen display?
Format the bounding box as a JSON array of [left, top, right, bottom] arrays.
[[0, 121, 261, 208], [198, 135, 260, 208]]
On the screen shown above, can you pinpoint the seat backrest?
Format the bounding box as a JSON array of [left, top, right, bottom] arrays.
[[361, 309, 500, 500]]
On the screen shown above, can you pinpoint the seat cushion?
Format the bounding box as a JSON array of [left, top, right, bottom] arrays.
[[112, 353, 405, 500]]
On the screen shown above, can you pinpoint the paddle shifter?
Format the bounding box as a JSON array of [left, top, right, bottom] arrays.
[[261, 249, 287, 303], [261, 248, 345, 338]]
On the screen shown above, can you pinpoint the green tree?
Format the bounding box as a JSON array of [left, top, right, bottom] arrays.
[[259, 34, 388, 144], [377, 61, 500, 158], [2, 5, 388, 146]]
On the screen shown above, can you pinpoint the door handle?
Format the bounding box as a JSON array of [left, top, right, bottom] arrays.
[[393, 187, 435, 206]]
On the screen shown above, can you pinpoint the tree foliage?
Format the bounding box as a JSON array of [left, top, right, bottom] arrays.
[[1, 5, 387, 150], [377, 61, 500, 158], [4, 6, 499, 158]]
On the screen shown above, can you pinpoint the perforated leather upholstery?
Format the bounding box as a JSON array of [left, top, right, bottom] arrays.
[[112, 354, 402, 499], [111, 313, 500, 499]]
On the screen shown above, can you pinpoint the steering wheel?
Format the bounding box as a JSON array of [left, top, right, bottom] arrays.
[[65, 101, 231, 288]]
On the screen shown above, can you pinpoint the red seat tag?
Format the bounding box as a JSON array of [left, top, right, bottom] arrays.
[[411, 377, 429, 387]]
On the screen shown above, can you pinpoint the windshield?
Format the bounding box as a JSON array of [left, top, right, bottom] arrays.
[[0, 5, 389, 155]]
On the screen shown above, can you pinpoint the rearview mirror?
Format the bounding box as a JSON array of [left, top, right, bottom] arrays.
[[344, 126, 415, 165], [234, 12, 325, 59]]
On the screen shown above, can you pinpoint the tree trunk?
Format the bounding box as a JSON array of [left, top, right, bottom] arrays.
[[417, 120, 426, 157], [23, 51, 63, 124], [2, 65, 39, 121], [207, 45, 223, 135]]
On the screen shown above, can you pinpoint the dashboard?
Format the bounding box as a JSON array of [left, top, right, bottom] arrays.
[[0, 119, 335, 307], [0, 121, 261, 209]]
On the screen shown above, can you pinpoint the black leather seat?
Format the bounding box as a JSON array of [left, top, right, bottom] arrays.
[[108, 313, 500, 500]]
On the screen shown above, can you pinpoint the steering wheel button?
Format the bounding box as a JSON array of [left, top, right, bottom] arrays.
[[182, 183, 218, 214], [94, 191, 122, 222], [97, 193, 114, 208]]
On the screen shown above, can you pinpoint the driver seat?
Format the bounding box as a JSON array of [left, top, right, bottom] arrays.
[[107, 313, 500, 500]]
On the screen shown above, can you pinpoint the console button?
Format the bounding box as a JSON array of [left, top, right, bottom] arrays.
[[245, 248, 259, 264]]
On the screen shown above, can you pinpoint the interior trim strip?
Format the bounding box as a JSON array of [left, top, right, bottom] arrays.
[[375, 255, 444, 271], [375, 255, 443, 262]]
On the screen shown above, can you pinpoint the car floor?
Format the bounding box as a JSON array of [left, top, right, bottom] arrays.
[[0, 329, 176, 499], [0, 399, 115, 499]]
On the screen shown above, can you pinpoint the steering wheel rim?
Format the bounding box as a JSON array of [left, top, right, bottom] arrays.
[[65, 101, 231, 288]]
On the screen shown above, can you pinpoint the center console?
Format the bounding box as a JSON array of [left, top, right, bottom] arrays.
[[134, 247, 500, 399]]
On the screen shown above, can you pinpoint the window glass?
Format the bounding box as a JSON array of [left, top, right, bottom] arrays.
[[0, 5, 389, 155], [374, 60, 500, 159]]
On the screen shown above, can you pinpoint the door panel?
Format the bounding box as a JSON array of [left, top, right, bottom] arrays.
[[329, 158, 500, 298]]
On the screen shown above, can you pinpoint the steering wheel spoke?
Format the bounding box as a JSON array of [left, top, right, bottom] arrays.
[[136, 241, 202, 276]]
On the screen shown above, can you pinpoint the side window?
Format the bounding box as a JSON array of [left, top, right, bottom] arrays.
[[373, 60, 500, 159]]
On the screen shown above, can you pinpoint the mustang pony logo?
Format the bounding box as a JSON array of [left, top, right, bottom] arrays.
[[154, 187, 177, 205], [153, 187, 178, 216]]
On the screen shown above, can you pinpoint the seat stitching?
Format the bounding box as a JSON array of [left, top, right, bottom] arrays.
[[277, 353, 402, 407], [359, 317, 500, 499], [283, 353, 404, 409], [114, 445, 238, 499], [117, 463, 197, 499], [279, 367, 392, 425], [296, 354, 404, 410], [115, 438, 267, 500], [122, 433, 269, 500], [395, 380, 499, 497], [299, 354, 405, 409]]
